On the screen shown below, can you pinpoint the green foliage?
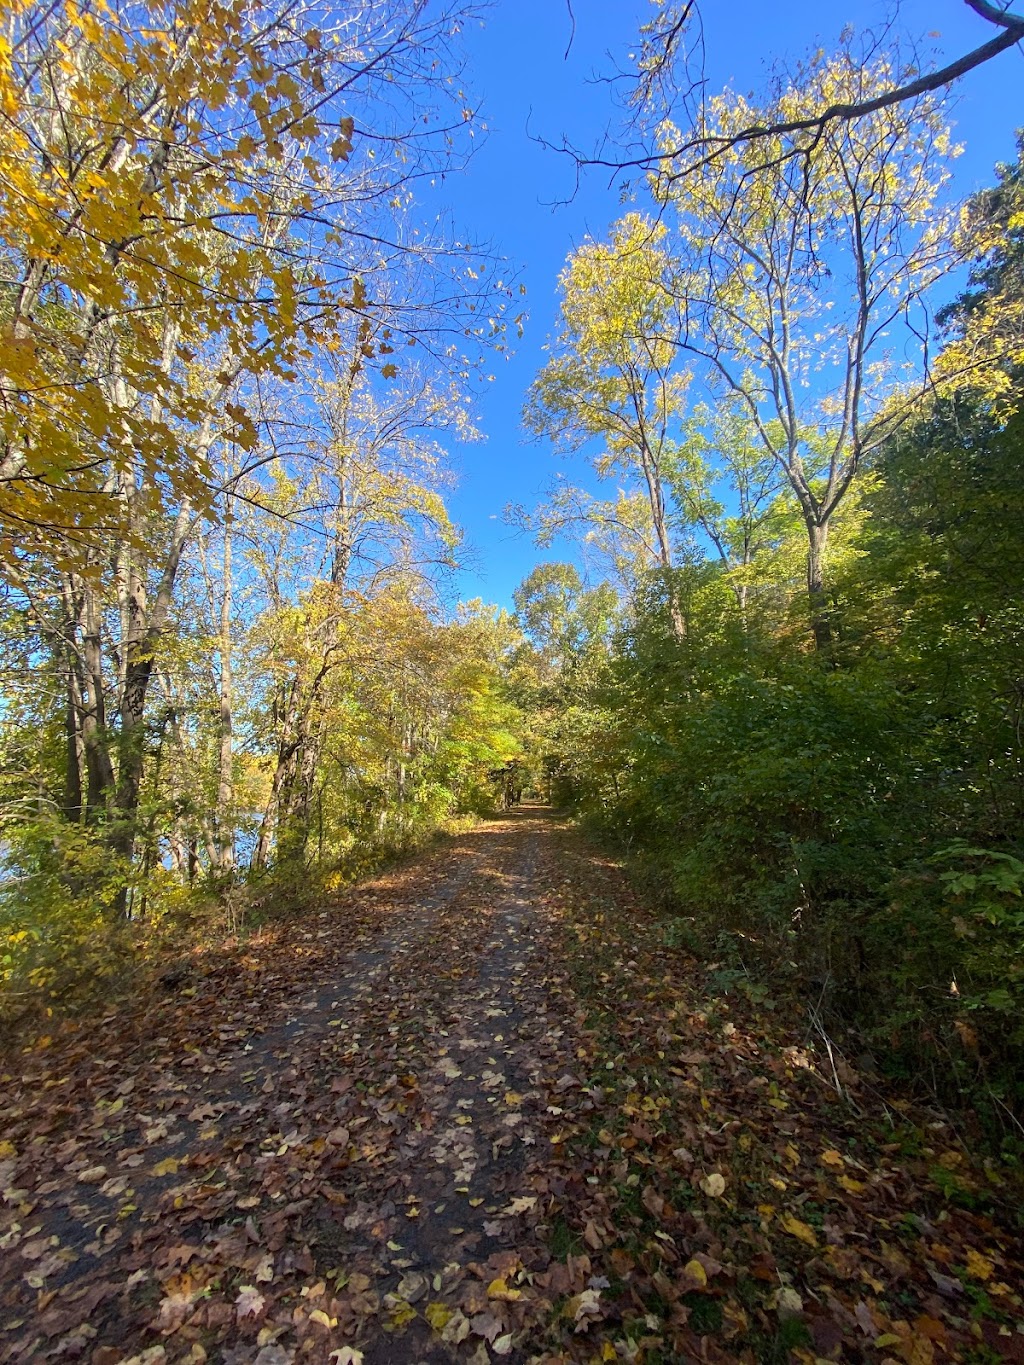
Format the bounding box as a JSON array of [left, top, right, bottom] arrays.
[[515, 138, 1024, 1134], [0, 815, 131, 1021]]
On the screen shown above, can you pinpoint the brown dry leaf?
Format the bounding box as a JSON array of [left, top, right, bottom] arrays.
[[236, 1285, 266, 1319], [469, 1312, 504, 1343], [440, 1308, 471, 1344]]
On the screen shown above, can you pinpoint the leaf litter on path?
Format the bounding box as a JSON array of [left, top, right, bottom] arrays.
[[0, 810, 1021, 1364]]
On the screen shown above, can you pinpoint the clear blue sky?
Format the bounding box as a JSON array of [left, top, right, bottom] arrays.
[[435, 0, 1023, 610]]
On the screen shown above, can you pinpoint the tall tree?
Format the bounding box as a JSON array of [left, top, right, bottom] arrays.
[[660, 42, 957, 648], [0, 0, 504, 570], [525, 214, 689, 634]]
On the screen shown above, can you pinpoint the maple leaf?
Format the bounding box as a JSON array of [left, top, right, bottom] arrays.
[[157, 1275, 201, 1332], [501, 1195, 537, 1215], [469, 1311, 504, 1342], [236, 1285, 266, 1319]]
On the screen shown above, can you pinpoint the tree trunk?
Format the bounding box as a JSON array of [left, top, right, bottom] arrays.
[[109, 497, 194, 907], [214, 510, 235, 874], [79, 578, 117, 817], [63, 664, 84, 823], [806, 519, 833, 652]]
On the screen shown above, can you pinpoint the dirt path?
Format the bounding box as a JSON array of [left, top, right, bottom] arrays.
[[0, 811, 591, 1365], [2, 810, 1022, 1365]]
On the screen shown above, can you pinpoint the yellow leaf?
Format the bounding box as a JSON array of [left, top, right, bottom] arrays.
[[0, 1141, 16, 1159], [838, 1174, 865, 1194], [504, 1092, 524, 1106], [780, 1212, 818, 1248], [151, 1157, 180, 1177], [820, 1149, 845, 1168], [385, 1300, 417, 1330], [424, 1302, 452, 1331], [487, 1276, 522, 1301], [309, 1308, 337, 1328], [683, 1258, 708, 1287], [965, 1249, 994, 1282]]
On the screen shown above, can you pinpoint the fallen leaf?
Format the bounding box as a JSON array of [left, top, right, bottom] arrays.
[[683, 1258, 708, 1288], [780, 1212, 818, 1248], [440, 1308, 470, 1344], [425, 1302, 452, 1331], [397, 1271, 428, 1303], [700, 1172, 726, 1197], [502, 1196, 537, 1216], [469, 1312, 503, 1342], [965, 1248, 994, 1281], [487, 1276, 522, 1302], [236, 1285, 266, 1319], [773, 1286, 803, 1317]]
